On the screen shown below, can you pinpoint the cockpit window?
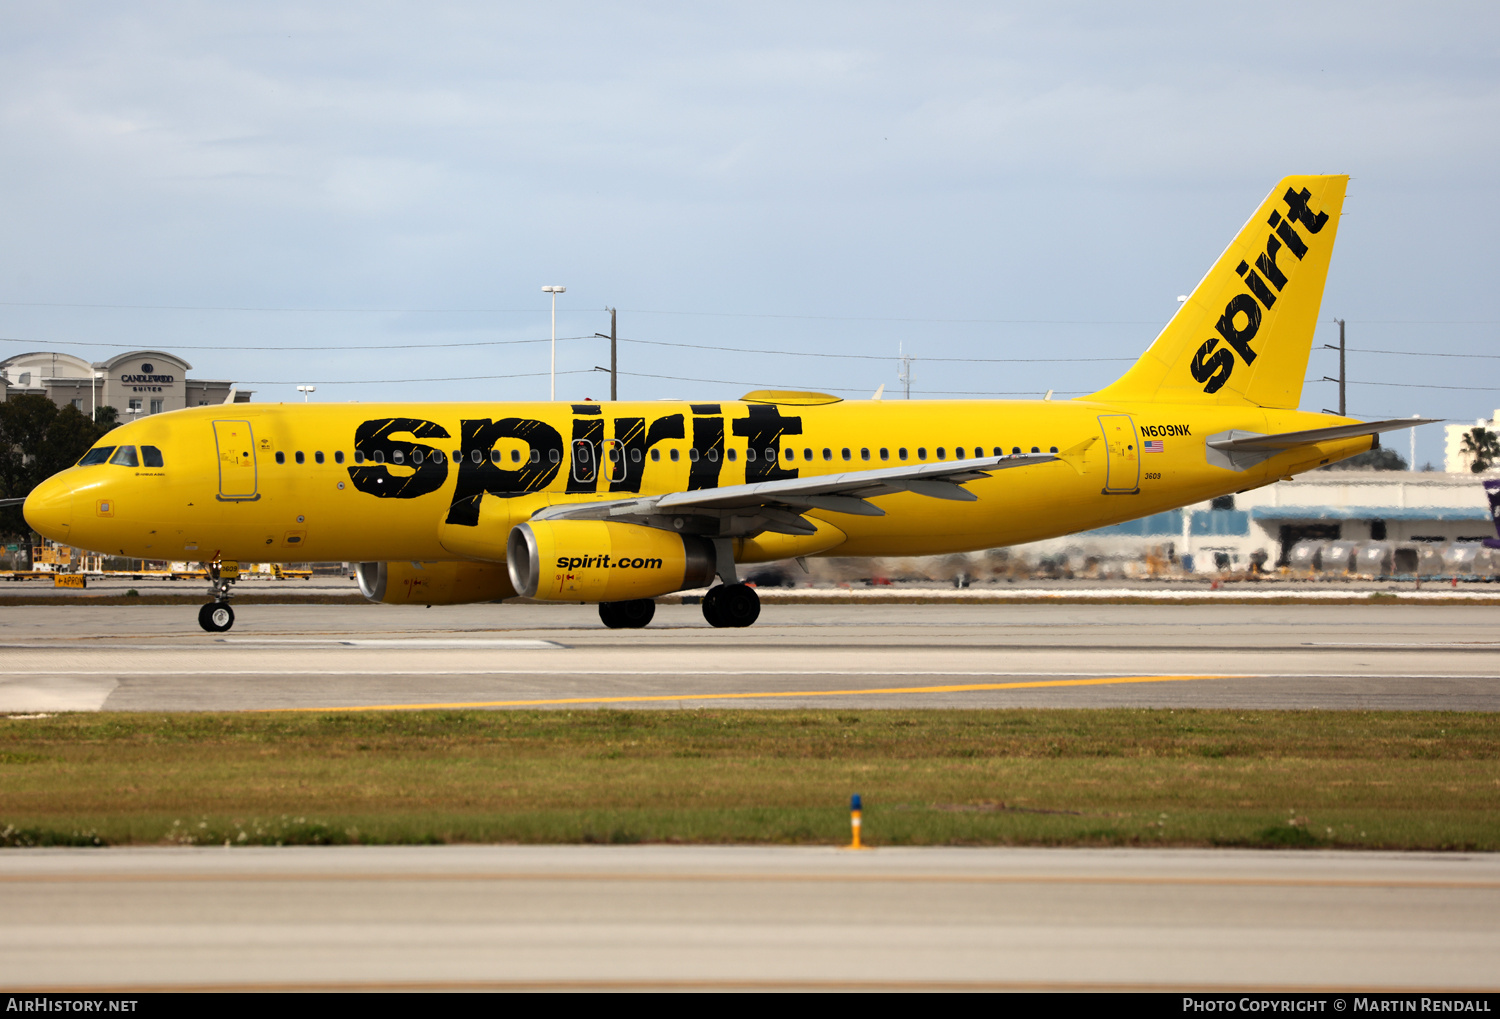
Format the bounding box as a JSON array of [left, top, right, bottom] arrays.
[[78, 447, 115, 466], [141, 445, 165, 468], [109, 446, 139, 467]]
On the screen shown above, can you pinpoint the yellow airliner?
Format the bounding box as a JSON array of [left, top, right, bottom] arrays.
[[22, 175, 1435, 631]]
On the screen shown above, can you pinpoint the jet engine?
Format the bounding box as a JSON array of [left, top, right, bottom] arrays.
[[356, 560, 517, 606], [507, 520, 715, 602]]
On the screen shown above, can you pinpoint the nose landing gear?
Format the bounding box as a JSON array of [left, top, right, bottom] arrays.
[[198, 602, 235, 633], [198, 557, 240, 633], [702, 583, 760, 628]]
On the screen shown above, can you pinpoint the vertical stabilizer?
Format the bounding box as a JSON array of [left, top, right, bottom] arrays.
[[1089, 175, 1347, 409]]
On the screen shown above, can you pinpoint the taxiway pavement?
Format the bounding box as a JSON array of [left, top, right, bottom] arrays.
[[2, 845, 1496, 990], [1, 602, 1498, 712]]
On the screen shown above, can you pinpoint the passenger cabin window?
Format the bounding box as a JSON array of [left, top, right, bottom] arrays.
[[530, 450, 540, 464], [822, 448, 832, 461], [295, 451, 305, 465], [391, 450, 404, 465], [745, 448, 756, 461], [315, 451, 325, 465], [78, 447, 115, 466], [726, 448, 737, 462], [879, 448, 888, 461], [548, 449, 561, 464], [511, 449, 522, 463], [141, 446, 165, 467], [1050, 446, 1058, 453], [689, 449, 699, 462], [861, 448, 870, 461], [1012, 447, 1021, 454], [411, 450, 423, 465], [631, 448, 641, 463], [470, 450, 481, 463], [765, 448, 775, 461], [651, 449, 660, 462], [841, 448, 851, 461], [917, 447, 927, 460], [490, 449, 502, 464], [936, 447, 946, 460], [955, 447, 964, 459], [275, 451, 286, 465], [354, 451, 365, 464], [374, 450, 387, 464], [898, 448, 907, 461], [452, 450, 461, 462], [1031, 446, 1040, 453], [669, 449, 679, 462]]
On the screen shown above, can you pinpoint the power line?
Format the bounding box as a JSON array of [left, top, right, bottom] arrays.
[[0, 335, 588, 351], [618, 337, 1134, 363], [238, 370, 596, 386]]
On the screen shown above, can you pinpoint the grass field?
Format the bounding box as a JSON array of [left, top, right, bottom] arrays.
[[2, 709, 1497, 850]]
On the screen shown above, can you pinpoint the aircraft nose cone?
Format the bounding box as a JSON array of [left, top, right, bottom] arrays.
[[23, 474, 73, 541]]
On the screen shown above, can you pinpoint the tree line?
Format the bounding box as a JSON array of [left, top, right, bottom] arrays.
[[0, 395, 118, 539]]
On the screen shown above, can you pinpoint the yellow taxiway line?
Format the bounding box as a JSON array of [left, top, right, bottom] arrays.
[[267, 673, 1235, 713]]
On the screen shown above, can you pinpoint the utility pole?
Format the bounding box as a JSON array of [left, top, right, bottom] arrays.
[[897, 344, 912, 399], [594, 307, 618, 400], [1321, 318, 1347, 416]]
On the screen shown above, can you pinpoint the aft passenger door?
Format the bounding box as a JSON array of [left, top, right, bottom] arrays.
[[1098, 414, 1140, 494], [213, 420, 259, 501]]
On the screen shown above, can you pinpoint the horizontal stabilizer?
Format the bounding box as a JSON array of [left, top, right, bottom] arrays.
[[1207, 418, 1440, 471]]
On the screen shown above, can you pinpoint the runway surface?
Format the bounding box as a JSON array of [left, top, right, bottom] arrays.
[[1, 602, 1498, 712], [2, 845, 1497, 991]]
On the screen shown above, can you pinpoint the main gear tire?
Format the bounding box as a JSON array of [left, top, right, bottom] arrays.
[[599, 599, 656, 629], [198, 602, 234, 633], [701, 586, 727, 627], [716, 583, 761, 627]]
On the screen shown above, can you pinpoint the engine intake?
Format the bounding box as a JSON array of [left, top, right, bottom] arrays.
[[356, 560, 517, 605], [507, 520, 715, 602]]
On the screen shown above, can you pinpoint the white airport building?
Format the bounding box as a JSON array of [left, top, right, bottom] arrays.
[[1022, 469, 1495, 572]]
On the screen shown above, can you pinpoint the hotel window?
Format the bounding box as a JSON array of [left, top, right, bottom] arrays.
[[71, 398, 83, 411], [149, 399, 163, 414], [128, 398, 142, 413]]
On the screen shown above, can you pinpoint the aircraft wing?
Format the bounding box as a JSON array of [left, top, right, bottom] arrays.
[[1206, 418, 1439, 471], [531, 442, 1089, 536]]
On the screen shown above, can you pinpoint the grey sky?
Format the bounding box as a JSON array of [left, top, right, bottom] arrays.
[[1, 2, 1496, 466]]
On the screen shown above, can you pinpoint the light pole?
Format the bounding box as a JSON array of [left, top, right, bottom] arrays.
[[543, 285, 566, 400], [296, 385, 316, 403], [90, 371, 103, 422]]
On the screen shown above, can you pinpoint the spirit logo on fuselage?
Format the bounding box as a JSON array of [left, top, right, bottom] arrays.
[[1189, 187, 1329, 395], [347, 404, 804, 526]]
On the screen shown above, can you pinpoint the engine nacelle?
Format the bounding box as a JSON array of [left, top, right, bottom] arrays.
[[507, 520, 716, 602], [356, 560, 517, 606]]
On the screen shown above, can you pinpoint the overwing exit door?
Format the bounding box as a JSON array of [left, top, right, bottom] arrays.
[[213, 420, 259, 501], [1098, 414, 1140, 494]]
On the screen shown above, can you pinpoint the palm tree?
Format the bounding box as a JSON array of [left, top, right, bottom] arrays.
[[1459, 426, 1500, 473]]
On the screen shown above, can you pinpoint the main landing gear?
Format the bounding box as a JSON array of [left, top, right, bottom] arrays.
[[701, 583, 760, 628], [598, 599, 656, 629], [198, 558, 239, 633]]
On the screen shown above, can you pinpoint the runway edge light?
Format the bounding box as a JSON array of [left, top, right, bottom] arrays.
[[848, 794, 864, 850]]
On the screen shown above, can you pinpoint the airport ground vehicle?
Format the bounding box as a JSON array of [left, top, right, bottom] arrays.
[[22, 175, 1436, 631]]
